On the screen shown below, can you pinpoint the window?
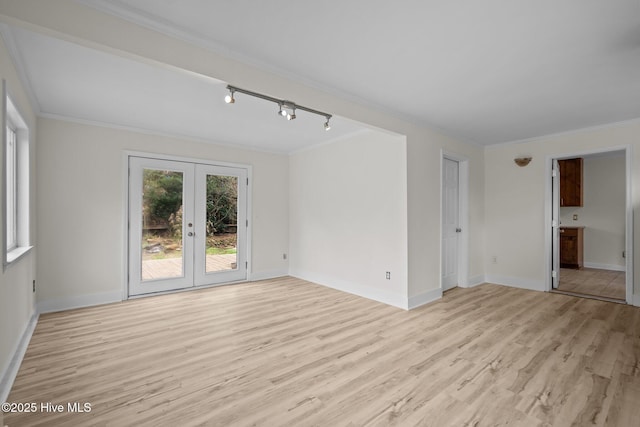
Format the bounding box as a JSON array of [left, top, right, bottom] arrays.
[[3, 80, 31, 268], [6, 123, 17, 251]]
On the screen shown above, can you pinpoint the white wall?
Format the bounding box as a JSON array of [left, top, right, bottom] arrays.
[[560, 155, 626, 270], [405, 130, 486, 303], [36, 118, 289, 312], [0, 32, 37, 400], [485, 120, 639, 296], [289, 130, 409, 308]]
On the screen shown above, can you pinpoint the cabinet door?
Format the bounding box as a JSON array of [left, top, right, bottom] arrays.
[[559, 228, 582, 268], [560, 235, 577, 264], [559, 158, 583, 206]]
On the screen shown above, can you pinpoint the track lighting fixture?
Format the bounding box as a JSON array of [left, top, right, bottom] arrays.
[[224, 88, 235, 104], [224, 85, 332, 130]]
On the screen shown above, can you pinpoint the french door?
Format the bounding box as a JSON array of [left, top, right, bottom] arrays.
[[128, 156, 247, 296]]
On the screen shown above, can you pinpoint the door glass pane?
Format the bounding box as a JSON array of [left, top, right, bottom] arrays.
[[141, 169, 184, 281], [205, 174, 238, 273]]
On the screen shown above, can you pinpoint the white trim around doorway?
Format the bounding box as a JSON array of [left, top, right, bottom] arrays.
[[544, 145, 634, 305]]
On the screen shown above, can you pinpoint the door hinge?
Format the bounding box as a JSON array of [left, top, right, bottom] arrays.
[[245, 261, 248, 268], [246, 219, 248, 227], [247, 177, 249, 185], [552, 169, 557, 177], [552, 270, 557, 278]]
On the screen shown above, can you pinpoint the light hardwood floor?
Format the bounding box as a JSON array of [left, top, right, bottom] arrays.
[[5, 278, 640, 426], [557, 268, 626, 301]]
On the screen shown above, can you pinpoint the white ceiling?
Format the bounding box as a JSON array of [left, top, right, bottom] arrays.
[[2, 25, 367, 153], [6, 0, 640, 148]]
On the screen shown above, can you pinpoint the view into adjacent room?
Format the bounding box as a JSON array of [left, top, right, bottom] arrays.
[[553, 151, 627, 302]]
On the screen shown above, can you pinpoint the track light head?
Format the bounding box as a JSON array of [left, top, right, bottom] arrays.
[[324, 119, 331, 131], [224, 88, 235, 104], [287, 108, 296, 120]]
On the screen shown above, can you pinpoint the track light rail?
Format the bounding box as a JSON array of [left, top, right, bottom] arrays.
[[225, 85, 332, 130]]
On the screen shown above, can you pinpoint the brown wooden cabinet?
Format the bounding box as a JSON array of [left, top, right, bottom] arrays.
[[560, 227, 584, 269], [559, 158, 583, 207]]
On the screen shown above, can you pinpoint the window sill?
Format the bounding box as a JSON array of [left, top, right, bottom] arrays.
[[5, 245, 33, 269]]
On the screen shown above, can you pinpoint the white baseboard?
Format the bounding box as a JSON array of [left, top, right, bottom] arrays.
[[249, 269, 289, 282], [584, 262, 626, 272], [408, 288, 443, 310], [460, 275, 485, 288], [37, 291, 123, 314], [485, 275, 546, 292], [0, 312, 38, 403], [290, 270, 408, 310]]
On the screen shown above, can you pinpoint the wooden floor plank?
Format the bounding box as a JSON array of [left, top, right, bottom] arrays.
[[5, 278, 640, 426]]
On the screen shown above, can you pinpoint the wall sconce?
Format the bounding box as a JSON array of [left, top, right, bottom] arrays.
[[514, 157, 532, 167]]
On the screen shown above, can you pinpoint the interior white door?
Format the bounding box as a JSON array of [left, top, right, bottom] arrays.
[[552, 159, 560, 289], [442, 158, 459, 291], [129, 157, 248, 296]]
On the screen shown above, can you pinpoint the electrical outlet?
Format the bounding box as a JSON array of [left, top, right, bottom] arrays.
[[573, 214, 578, 220], [386, 271, 391, 280], [492, 256, 498, 264]]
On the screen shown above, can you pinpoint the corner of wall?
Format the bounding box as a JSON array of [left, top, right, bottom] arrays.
[[407, 287, 443, 310], [461, 275, 486, 288], [0, 311, 38, 403]]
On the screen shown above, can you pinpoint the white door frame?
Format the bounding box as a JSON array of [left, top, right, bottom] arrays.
[[122, 151, 252, 300], [441, 150, 470, 289], [544, 145, 633, 304], [551, 159, 560, 289]]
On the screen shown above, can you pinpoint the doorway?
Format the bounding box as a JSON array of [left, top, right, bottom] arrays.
[[547, 148, 632, 303], [442, 158, 460, 290], [441, 153, 469, 291], [128, 156, 248, 296]]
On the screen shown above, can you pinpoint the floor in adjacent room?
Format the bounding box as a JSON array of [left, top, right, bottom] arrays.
[[5, 277, 640, 426], [557, 267, 626, 301]]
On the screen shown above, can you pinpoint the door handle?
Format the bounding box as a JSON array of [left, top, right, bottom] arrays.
[[187, 232, 194, 237], [455, 228, 462, 233]]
